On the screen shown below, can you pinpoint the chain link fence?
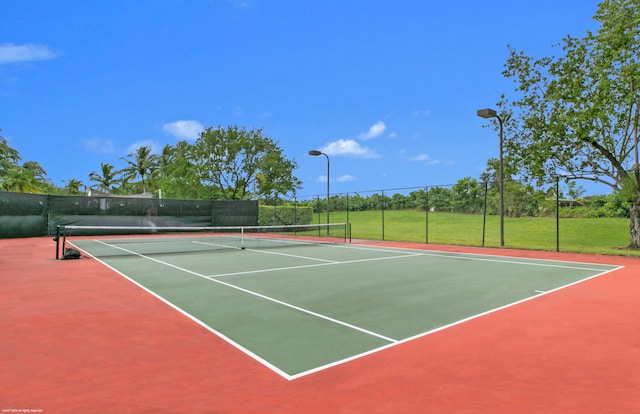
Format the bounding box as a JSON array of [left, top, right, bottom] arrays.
[[281, 178, 632, 253]]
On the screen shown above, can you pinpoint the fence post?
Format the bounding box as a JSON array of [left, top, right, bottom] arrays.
[[381, 190, 385, 241], [556, 176, 560, 252], [346, 193, 350, 229], [293, 196, 297, 225], [317, 195, 321, 236], [482, 181, 488, 247], [425, 186, 429, 244]]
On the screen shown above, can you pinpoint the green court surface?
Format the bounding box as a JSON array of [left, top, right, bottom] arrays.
[[70, 236, 620, 380]]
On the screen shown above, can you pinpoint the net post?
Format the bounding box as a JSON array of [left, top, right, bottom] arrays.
[[55, 225, 60, 260]]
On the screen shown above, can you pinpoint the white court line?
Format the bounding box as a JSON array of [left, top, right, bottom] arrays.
[[206, 252, 424, 278], [92, 240, 398, 345], [193, 240, 340, 263], [323, 242, 618, 272]]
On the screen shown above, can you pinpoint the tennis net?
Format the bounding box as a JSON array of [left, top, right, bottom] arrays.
[[55, 223, 350, 259]]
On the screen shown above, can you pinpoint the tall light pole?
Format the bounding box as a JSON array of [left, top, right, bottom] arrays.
[[309, 150, 330, 232], [477, 108, 505, 247]]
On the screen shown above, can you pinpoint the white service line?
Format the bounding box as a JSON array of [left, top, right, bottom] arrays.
[[207, 252, 424, 278], [193, 240, 339, 263]]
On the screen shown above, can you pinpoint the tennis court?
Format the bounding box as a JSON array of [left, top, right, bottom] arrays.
[[64, 225, 620, 380], [3, 233, 640, 413]]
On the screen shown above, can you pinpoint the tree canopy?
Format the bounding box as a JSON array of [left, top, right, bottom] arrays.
[[121, 145, 159, 194], [1, 124, 305, 200], [187, 126, 302, 200], [89, 162, 122, 192], [1, 131, 49, 193], [498, 0, 640, 247]]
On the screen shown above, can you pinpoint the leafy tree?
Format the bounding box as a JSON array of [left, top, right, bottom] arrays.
[[254, 148, 302, 202], [121, 145, 159, 193], [499, 0, 640, 247], [22, 160, 47, 180], [0, 132, 45, 193], [0, 133, 21, 170], [451, 177, 484, 214], [388, 193, 411, 210], [158, 143, 176, 168], [427, 186, 453, 212], [345, 193, 367, 211], [0, 165, 40, 192], [89, 162, 122, 192], [155, 142, 207, 199], [409, 189, 428, 209], [191, 126, 301, 200]]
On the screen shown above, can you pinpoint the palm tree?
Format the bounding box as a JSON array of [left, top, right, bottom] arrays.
[[0, 166, 40, 193], [158, 144, 176, 168], [22, 160, 47, 180], [89, 162, 121, 192], [0, 133, 41, 193], [121, 145, 159, 193], [1, 134, 21, 171], [62, 178, 84, 195]]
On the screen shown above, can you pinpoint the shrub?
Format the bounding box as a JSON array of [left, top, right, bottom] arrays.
[[258, 205, 313, 226]]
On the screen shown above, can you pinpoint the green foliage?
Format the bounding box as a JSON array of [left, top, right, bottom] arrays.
[[0, 166, 41, 193], [192, 126, 301, 200], [499, 0, 640, 247], [258, 205, 313, 226], [89, 162, 122, 192], [1, 132, 44, 193], [120, 145, 159, 193], [61, 179, 84, 195], [562, 193, 631, 218], [154, 142, 208, 200], [451, 177, 484, 214]]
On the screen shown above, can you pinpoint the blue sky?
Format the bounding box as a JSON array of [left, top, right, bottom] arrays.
[[1, 0, 604, 198]]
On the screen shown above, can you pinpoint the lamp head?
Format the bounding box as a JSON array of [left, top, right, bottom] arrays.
[[308, 150, 323, 156], [477, 108, 497, 119]]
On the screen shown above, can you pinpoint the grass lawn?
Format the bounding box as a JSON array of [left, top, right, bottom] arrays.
[[317, 210, 639, 257]]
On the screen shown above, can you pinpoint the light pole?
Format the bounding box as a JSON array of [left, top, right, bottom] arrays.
[[309, 150, 330, 232], [477, 108, 504, 247]]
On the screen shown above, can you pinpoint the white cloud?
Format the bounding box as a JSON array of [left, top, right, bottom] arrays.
[[321, 139, 380, 158], [0, 43, 58, 64], [162, 120, 204, 140], [335, 174, 357, 182], [409, 153, 442, 166], [409, 154, 430, 161], [358, 121, 386, 140], [81, 137, 115, 155], [315, 174, 356, 183]]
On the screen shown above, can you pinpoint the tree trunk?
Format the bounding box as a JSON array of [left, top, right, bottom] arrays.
[[630, 195, 640, 249]]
